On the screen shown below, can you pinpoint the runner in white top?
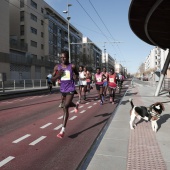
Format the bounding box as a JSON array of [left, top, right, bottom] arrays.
[[78, 66, 87, 102]]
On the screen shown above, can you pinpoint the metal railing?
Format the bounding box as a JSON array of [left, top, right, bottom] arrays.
[[162, 78, 170, 91], [0, 79, 49, 93]]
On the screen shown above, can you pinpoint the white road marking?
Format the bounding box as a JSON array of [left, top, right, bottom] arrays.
[[12, 134, 31, 143], [93, 103, 97, 105], [79, 105, 83, 108], [54, 124, 62, 130], [19, 97, 29, 101], [29, 136, 46, 146], [69, 116, 77, 120], [12, 99, 20, 102], [0, 156, 15, 168], [80, 110, 86, 113], [40, 123, 52, 129], [70, 110, 75, 113], [29, 96, 37, 99], [2, 101, 13, 103], [58, 116, 63, 119], [37, 96, 43, 97], [86, 102, 89, 104], [88, 106, 92, 108]]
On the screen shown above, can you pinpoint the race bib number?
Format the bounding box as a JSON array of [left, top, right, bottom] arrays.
[[109, 78, 114, 83], [61, 70, 70, 80], [97, 77, 102, 82]]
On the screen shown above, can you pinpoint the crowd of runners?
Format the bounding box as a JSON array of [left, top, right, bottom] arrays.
[[50, 50, 125, 138]]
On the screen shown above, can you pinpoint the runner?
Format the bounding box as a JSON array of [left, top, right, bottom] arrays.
[[78, 66, 87, 102], [102, 67, 109, 99], [52, 50, 79, 138], [84, 66, 92, 93], [46, 71, 53, 93], [108, 68, 118, 104], [94, 67, 106, 105]]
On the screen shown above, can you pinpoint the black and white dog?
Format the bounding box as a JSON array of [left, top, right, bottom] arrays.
[[129, 98, 165, 132]]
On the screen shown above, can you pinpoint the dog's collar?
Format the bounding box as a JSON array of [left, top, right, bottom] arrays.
[[148, 109, 160, 118]]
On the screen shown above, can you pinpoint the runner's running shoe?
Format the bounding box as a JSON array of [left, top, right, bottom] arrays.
[[74, 101, 79, 113], [57, 132, 65, 139], [58, 103, 63, 108]]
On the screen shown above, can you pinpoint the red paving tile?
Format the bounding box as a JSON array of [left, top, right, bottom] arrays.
[[127, 121, 167, 170]]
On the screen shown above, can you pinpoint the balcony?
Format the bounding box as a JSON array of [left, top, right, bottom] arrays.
[[10, 39, 28, 52]]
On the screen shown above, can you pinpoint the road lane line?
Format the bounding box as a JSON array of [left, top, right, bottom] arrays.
[[79, 105, 83, 108], [12, 134, 31, 143], [40, 123, 52, 129], [88, 106, 92, 108], [86, 102, 89, 104], [2, 101, 13, 103], [0, 156, 15, 168], [69, 116, 77, 120], [19, 97, 29, 101], [29, 136, 46, 146], [70, 110, 75, 113], [80, 110, 86, 114], [58, 116, 63, 119], [29, 96, 37, 99], [93, 103, 97, 105], [54, 124, 62, 130]]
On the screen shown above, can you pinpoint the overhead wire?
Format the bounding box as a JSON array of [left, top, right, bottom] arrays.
[[88, 0, 127, 67]]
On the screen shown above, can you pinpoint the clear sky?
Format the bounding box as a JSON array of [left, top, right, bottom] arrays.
[[44, 0, 154, 74]]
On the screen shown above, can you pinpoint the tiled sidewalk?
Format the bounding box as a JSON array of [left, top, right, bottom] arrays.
[[86, 82, 170, 170]]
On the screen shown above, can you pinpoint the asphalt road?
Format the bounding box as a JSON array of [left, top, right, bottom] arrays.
[[0, 80, 130, 170]]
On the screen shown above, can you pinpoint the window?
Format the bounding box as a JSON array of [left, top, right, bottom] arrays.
[[41, 20, 44, 26], [31, 40, 37, 47], [20, 39, 24, 44], [31, 0, 37, 9], [30, 13, 37, 22], [20, 0, 24, 8], [41, 44, 44, 49], [41, 56, 44, 60], [41, 32, 44, 38], [20, 25, 24, 35], [41, 8, 44, 13], [30, 27, 37, 34], [32, 54, 37, 59], [20, 11, 24, 21]]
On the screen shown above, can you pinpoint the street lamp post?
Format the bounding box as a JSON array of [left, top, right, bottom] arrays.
[[104, 48, 106, 68], [63, 3, 72, 63]]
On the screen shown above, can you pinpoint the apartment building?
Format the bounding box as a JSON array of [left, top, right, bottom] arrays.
[[82, 37, 102, 72], [0, 0, 10, 78], [102, 52, 115, 71], [1, 0, 83, 80], [145, 47, 169, 72], [115, 63, 124, 74], [1, 0, 122, 80]]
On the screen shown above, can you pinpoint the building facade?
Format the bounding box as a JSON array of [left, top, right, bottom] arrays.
[[102, 52, 115, 71], [2, 0, 83, 80], [0, 0, 10, 78], [82, 37, 102, 72], [1, 0, 126, 80], [145, 46, 169, 72]]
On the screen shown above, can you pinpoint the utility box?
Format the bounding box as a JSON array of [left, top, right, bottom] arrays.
[[0, 73, 7, 81]]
